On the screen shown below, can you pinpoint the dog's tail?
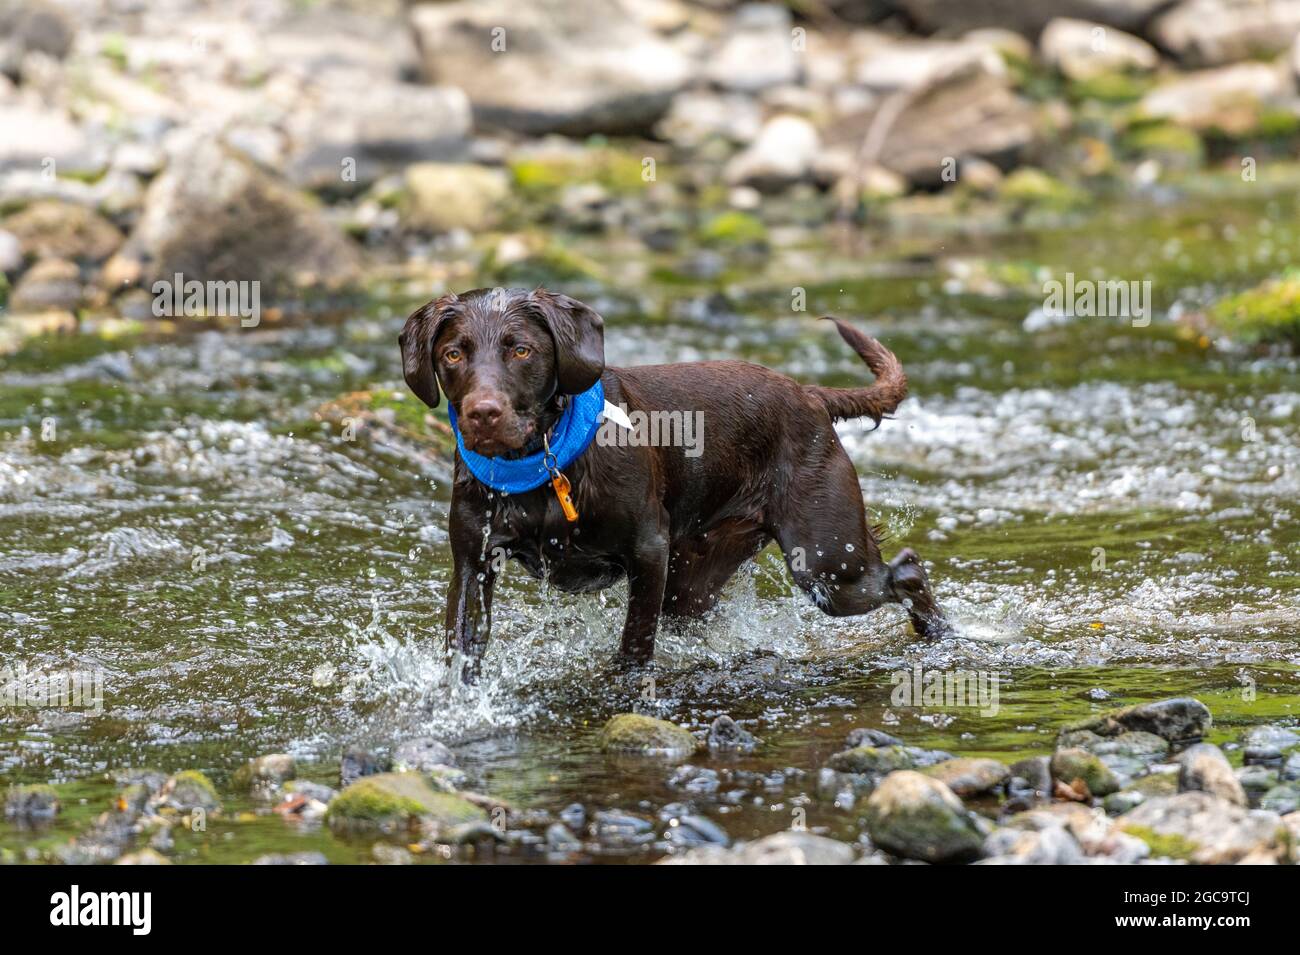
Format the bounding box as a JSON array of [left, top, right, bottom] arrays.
[[803, 317, 908, 427]]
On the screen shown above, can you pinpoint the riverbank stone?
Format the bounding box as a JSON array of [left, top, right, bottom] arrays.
[[326, 771, 486, 834], [864, 771, 986, 863]]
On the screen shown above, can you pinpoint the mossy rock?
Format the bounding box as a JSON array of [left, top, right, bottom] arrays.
[[1210, 272, 1300, 348], [698, 210, 767, 248], [598, 714, 698, 758], [1068, 71, 1151, 104], [232, 754, 296, 795], [4, 783, 60, 821], [1050, 747, 1120, 797], [1122, 122, 1205, 166], [827, 745, 915, 776], [478, 240, 603, 288], [864, 771, 985, 863], [326, 772, 485, 833], [1063, 697, 1211, 744], [158, 770, 221, 813], [922, 757, 1010, 797], [998, 168, 1087, 211]]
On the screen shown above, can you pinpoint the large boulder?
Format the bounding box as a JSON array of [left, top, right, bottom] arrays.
[[1040, 18, 1160, 80], [1149, 0, 1300, 68], [110, 133, 361, 298], [284, 75, 471, 191], [892, 0, 1171, 36], [1139, 63, 1293, 133], [849, 62, 1041, 187], [1118, 792, 1287, 863], [409, 0, 693, 135], [1063, 697, 1211, 744], [864, 771, 986, 863]]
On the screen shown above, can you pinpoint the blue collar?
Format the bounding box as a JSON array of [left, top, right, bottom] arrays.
[[447, 380, 605, 494]]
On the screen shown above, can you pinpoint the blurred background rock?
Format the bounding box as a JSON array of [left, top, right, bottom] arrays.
[[2, 0, 1300, 344]]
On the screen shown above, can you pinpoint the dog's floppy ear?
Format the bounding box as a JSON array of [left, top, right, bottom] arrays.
[[528, 288, 605, 395], [399, 299, 450, 408]]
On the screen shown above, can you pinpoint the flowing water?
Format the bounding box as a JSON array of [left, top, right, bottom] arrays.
[[2, 174, 1299, 863]]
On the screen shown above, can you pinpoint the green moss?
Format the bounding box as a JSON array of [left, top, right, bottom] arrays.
[[1120, 824, 1199, 861], [998, 168, 1087, 211], [1068, 71, 1151, 104], [598, 713, 698, 757], [828, 745, 915, 775], [510, 147, 649, 201], [1210, 271, 1300, 346], [1122, 122, 1205, 164], [699, 210, 768, 247], [327, 773, 486, 834], [478, 241, 603, 287]]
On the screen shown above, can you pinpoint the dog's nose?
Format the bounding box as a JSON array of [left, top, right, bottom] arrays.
[[463, 396, 504, 429]]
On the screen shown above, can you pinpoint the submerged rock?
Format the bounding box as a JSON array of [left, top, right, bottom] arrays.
[[326, 772, 485, 834], [864, 771, 985, 863], [340, 747, 389, 787], [598, 714, 698, 758], [1178, 743, 1246, 807], [827, 744, 915, 775], [1119, 792, 1286, 864], [1064, 697, 1211, 744], [252, 852, 330, 865], [4, 783, 60, 822], [1050, 747, 1120, 797], [707, 715, 758, 753], [845, 727, 905, 749]]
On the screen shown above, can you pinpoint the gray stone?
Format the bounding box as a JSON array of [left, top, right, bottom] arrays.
[[393, 736, 458, 773], [1178, 743, 1247, 807], [1064, 697, 1212, 744], [232, 754, 296, 795], [706, 4, 801, 93], [660, 830, 855, 865], [892, 0, 1171, 36], [409, 0, 693, 136], [3, 200, 123, 264], [706, 715, 758, 753], [1119, 792, 1286, 864], [1040, 18, 1158, 80], [981, 824, 1085, 864], [4, 783, 59, 822], [112, 133, 361, 297], [285, 78, 470, 191], [251, 852, 329, 865], [9, 257, 82, 312], [1236, 764, 1279, 796], [864, 770, 986, 863], [656, 92, 763, 148], [598, 713, 698, 758], [923, 757, 1010, 797], [1150, 0, 1300, 68], [1260, 782, 1300, 815], [827, 744, 915, 775], [725, 115, 821, 192], [1140, 63, 1291, 134]]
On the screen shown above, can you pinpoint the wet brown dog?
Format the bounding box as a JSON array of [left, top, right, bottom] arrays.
[[400, 286, 949, 680]]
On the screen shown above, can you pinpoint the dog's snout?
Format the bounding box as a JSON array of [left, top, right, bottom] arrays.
[[463, 394, 505, 429]]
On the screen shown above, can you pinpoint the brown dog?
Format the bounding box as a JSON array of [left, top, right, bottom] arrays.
[[400, 286, 949, 680]]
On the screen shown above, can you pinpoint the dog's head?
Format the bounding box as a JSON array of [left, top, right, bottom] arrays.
[[399, 287, 605, 457]]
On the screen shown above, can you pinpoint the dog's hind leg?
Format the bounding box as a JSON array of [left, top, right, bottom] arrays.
[[772, 454, 950, 638], [661, 521, 768, 619]]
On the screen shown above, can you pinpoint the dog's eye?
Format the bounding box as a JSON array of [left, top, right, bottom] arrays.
[[512, 345, 531, 359], [443, 348, 462, 364]]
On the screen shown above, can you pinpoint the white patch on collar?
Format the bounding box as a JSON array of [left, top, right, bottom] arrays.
[[600, 400, 635, 431]]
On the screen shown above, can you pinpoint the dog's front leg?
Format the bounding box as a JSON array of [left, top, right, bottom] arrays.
[[444, 499, 497, 684], [617, 519, 669, 666]]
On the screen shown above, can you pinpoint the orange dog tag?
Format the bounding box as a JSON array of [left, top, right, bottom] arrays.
[[551, 471, 579, 522]]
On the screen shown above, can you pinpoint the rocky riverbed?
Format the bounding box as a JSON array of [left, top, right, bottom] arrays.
[[3, 0, 1300, 864]]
